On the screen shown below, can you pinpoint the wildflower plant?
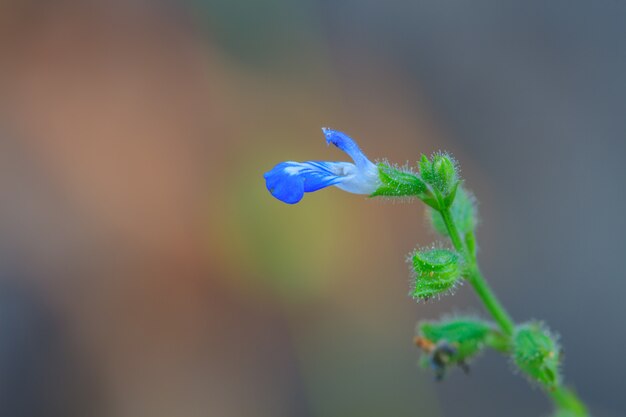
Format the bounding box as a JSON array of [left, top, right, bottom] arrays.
[[264, 128, 589, 417]]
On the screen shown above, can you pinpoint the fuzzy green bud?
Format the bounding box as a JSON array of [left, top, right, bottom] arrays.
[[433, 154, 457, 192], [419, 153, 459, 204], [514, 323, 562, 390], [410, 249, 462, 300]]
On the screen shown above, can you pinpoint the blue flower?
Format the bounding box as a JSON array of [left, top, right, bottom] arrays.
[[264, 128, 381, 204]]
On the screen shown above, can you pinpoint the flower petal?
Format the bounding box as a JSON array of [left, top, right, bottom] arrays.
[[264, 161, 349, 204], [322, 128, 373, 170], [298, 161, 346, 192], [264, 129, 382, 203], [264, 162, 306, 204]]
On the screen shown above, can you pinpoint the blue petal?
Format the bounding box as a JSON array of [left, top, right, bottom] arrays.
[[264, 162, 305, 204], [299, 161, 343, 192], [322, 128, 372, 169], [264, 161, 344, 204]]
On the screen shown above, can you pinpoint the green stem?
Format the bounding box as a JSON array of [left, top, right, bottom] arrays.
[[439, 208, 515, 335], [466, 265, 515, 336], [438, 204, 588, 416], [550, 386, 589, 417]]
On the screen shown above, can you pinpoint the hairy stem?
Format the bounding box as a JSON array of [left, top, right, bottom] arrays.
[[438, 208, 515, 335], [550, 387, 589, 416], [438, 205, 588, 416], [466, 265, 515, 336]]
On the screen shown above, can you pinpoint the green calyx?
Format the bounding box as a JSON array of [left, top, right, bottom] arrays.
[[411, 249, 461, 300], [371, 163, 429, 198], [419, 153, 458, 203], [514, 323, 562, 390]]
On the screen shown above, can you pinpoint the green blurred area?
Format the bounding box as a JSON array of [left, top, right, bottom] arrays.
[[192, 0, 320, 66]]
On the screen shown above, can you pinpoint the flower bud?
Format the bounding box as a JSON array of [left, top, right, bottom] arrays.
[[410, 249, 462, 300], [433, 154, 457, 190], [514, 323, 561, 390], [419, 153, 459, 206]]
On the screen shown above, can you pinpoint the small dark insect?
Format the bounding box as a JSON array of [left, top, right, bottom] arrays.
[[414, 336, 469, 380]]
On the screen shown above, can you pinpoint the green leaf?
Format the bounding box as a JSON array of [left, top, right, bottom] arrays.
[[429, 186, 476, 236], [514, 323, 562, 390], [371, 163, 429, 198], [410, 249, 462, 300], [419, 318, 495, 361], [415, 317, 505, 379]]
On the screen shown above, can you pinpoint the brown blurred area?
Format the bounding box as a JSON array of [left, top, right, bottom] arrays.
[[0, 2, 441, 416], [0, 2, 304, 416]]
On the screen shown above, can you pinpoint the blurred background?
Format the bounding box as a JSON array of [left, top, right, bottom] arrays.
[[0, 1, 624, 416]]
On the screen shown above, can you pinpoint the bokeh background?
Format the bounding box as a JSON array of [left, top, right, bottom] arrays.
[[0, 1, 625, 416]]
